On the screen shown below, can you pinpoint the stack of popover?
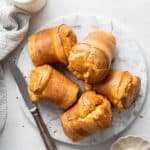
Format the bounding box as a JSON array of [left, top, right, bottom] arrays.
[[27, 24, 141, 141]]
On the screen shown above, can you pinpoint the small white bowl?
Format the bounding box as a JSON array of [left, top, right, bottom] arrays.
[[14, 0, 47, 13], [111, 136, 150, 150]]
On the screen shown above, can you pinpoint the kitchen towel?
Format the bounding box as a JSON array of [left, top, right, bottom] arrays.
[[0, 1, 30, 61], [0, 1, 30, 134], [0, 65, 7, 134]]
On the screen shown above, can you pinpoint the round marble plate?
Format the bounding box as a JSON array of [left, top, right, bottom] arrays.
[[0, 65, 7, 135], [17, 15, 148, 145]]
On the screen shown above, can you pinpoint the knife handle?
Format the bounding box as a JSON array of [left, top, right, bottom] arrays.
[[32, 109, 57, 150]]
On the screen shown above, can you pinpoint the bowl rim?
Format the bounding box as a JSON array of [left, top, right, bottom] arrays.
[[110, 135, 150, 150]]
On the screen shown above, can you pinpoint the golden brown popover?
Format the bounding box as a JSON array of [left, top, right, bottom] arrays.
[[61, 91, 112, 141], [28, 65, 79, 109], [28, 24, 77, 66], [68, 30, 116, 84]]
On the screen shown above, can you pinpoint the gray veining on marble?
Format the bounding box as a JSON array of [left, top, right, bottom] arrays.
[[17, 15, 148, 145]]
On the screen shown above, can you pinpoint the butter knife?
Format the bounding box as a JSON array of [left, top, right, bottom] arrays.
[[7, 60, 57, 150]]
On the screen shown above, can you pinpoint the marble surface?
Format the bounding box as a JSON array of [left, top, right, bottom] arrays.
[[17, 15, 147, 145], [0, 0, 150, 150]]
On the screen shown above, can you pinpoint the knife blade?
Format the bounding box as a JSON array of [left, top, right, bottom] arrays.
[[6, 59, 36, 112], [7, 59, 57, 150]]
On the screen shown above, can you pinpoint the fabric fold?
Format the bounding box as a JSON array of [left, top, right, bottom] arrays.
[[0, 1, 30, 61]]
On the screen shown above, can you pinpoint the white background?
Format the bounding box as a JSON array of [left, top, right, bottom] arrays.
[[0, 0, 150, 150]]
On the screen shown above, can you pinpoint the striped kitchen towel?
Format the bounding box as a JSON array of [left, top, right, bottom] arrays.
[[0, 65, 7, 135], [0, 1, 30, 61], [0, 1, 30, 134]]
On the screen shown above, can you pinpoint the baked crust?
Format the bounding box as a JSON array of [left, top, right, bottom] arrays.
[[28, 65, 79, 109], [61, 91, 112, 141], [68, 30, 116, 84], [28, 24, 77, 66], [91, 70, 141, 111]]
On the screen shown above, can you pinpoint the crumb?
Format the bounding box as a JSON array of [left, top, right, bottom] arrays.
[[121, 59, 126, 63], [16, 96, 18, 99], [140, 69, 145, 73], [13, 58, 16, 63], [112, 59, 115, 63], [139, 115, 143, 118], [22, 125, 24, 128], [23, 74, 27, 79], [53, 130, 57, 133]]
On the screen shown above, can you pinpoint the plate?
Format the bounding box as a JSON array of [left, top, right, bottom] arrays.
[[17, 15, 148, 145], [0, 65, 7, 134]]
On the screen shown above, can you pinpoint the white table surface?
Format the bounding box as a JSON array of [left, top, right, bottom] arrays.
[[0, 0, 150, 150]]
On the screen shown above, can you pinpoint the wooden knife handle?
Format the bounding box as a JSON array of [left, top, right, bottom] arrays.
[[32, 109, 57, 150]]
